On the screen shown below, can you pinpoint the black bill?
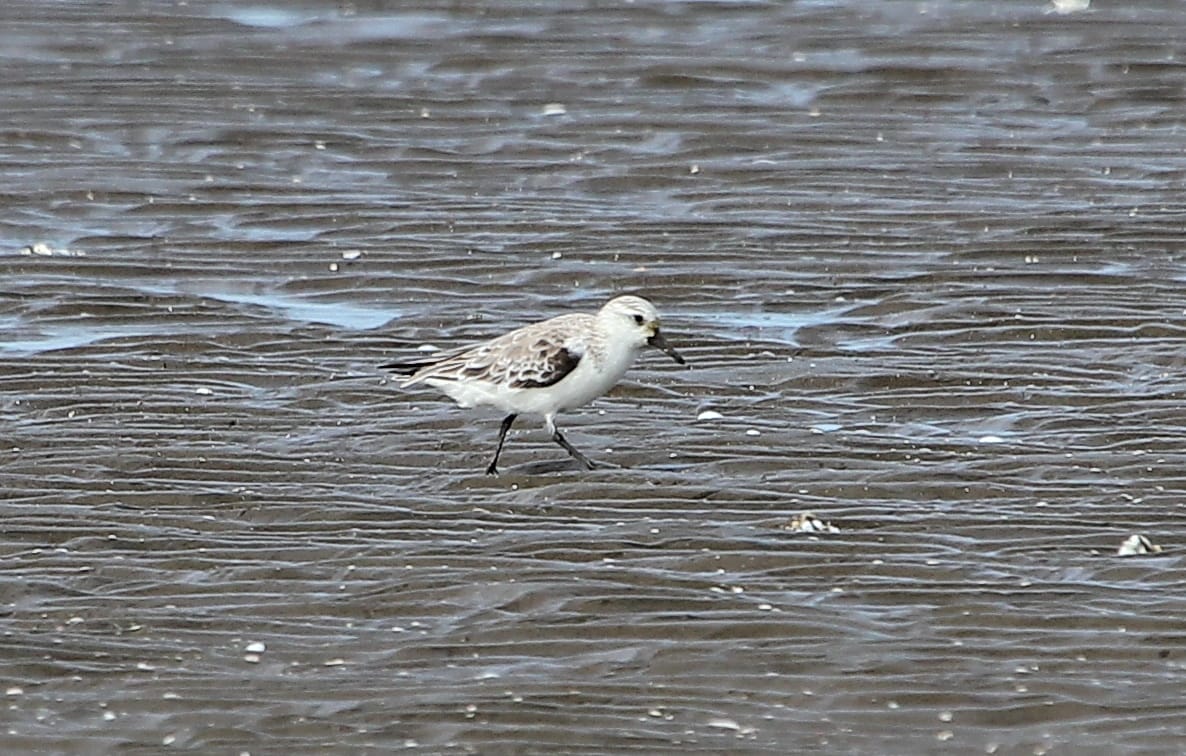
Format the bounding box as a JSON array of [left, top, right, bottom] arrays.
[[648, 329, 686, 365]]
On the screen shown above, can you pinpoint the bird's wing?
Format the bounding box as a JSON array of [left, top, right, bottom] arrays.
[[504, 338, 581, 389], [388, 314, 588, 389]]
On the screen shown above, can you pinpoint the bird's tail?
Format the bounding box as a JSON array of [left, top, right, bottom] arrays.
[[381, 344, 469, 379], [379, 359, 432, 376]]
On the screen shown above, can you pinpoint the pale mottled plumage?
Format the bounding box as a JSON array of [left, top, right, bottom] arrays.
[[383, 295, 685, 474]]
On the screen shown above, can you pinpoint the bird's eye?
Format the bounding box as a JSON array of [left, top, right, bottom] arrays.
[[632, 314, 645, 325]]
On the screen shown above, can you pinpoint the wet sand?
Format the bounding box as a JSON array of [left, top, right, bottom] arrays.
[[3, 1, 1186, 752]]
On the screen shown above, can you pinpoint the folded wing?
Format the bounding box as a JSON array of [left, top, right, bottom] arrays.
[[383, 316, 586, 389]]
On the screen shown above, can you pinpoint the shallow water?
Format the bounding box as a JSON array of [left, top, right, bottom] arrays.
[[3, 0, 1186, 752]]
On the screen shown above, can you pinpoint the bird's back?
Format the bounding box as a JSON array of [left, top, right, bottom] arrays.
[[398, 312, 596, 389]]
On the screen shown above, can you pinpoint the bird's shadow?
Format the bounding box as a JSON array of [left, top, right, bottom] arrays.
[[511, 460, 580, 475], [497, 459, 702, 477], [505, 459, 619, 476]]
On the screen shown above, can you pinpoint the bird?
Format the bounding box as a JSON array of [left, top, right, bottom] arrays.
[[382, 295, 685, 474]]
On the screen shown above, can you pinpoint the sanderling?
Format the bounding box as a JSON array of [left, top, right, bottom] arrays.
[[383, 295, 686, 474]]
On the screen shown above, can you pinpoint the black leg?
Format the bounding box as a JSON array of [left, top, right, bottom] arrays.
[[486, 414, 517, 475], [551, 426, 596, 470]]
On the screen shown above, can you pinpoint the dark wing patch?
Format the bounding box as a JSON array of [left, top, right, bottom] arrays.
[[509, 345, 580, 389]]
